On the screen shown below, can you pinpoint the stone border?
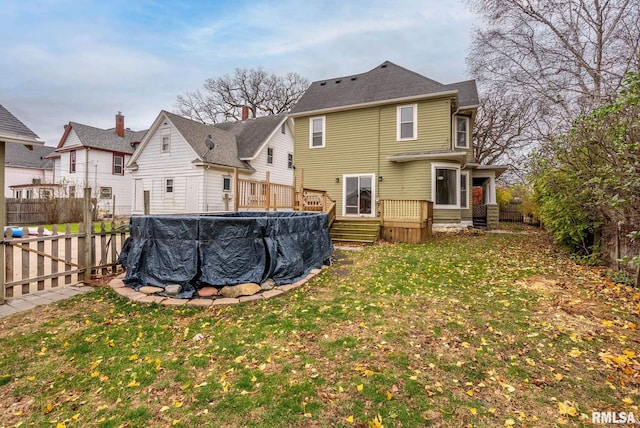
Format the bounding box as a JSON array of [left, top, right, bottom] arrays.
[[108, 266, 327, 307]]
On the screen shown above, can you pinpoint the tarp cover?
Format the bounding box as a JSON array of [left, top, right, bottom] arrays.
[[118, 212, 333, 298]]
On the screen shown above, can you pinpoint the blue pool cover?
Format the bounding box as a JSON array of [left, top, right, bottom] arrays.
[[117, 212, 333, 298]]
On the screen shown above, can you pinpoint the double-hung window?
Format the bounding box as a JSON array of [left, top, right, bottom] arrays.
[[69, 150, 76, 173], [287, 153, 294, 169], [455, 116, 469, 148], [267, 147, 274, 165], [113, 154, 124, 175], [165, 178, 174, 197], [309, 116, 325, 148], [161, 135, 170, 153], [397, 104, 417, 140], [460, 172, 468, 209]]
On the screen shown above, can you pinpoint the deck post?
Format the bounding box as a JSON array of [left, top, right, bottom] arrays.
[[265, 172, 271, 211], [143, 191, 150, 214], [82, 187, 93, 282], [233, 167, 239, 212], [292, 174, 297, 210]]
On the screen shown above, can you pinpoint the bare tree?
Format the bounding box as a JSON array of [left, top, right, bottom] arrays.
[[473, 90, 536, 166], [467, 0, 640, 140], [175, 68, 309, 124]]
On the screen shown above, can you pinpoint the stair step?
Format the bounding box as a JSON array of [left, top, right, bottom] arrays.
[[330, 219, 381, 244]]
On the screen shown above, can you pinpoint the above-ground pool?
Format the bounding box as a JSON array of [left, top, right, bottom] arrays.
[[117, 212, 333, 298]]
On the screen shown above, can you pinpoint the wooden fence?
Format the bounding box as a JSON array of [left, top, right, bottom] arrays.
[[6, 198, 86, 225], [3, 222, 129, 300], [602, 222, 640, 285], [499, 202, 524, 222]]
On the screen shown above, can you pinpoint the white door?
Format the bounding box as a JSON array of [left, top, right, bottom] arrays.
[[133, 179, 144, 213], [185, 176, 199, 213]]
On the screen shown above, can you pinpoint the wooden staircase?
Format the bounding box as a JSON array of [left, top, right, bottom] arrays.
[[330, 218, 381, 244]]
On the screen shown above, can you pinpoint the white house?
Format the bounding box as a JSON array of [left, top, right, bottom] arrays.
[[5, 143, 56, 198], [48, 113, 146, 217], [127, 110, 294, 214]]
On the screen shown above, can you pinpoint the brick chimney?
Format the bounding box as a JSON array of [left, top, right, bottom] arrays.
[[115, 111, 125, 137], [241, 106, 249, 121]]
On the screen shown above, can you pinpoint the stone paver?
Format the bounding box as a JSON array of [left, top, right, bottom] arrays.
[[0, 284, 95, 318]]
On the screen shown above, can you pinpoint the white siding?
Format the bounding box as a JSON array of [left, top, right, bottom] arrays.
[[248, 121, 294, 185], [4, 166, 50, 198], [130, 121, 206, 214], [53, 129, 134, 216]]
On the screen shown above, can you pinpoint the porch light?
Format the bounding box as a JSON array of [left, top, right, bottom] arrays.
[[378, 176, 383, 182], [335, 177, 340, 183]]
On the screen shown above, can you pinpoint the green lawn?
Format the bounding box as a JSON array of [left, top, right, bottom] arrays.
[[26, 222, 129, 234], [1, 230, 638, 427]]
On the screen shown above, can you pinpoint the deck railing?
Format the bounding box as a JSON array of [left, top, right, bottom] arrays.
[[236, 174, 295, 211], [380, 199, 433, 225]]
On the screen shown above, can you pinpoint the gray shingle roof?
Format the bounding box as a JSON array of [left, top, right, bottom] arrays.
[[161, 111, 250, 169], [68, 122, 146, 154], [213, 113, 286, 159], [5, 143, 55, 169], [444, 80, 479, 108], [0, 104, 40, 139], [290, 61, 478, 114]]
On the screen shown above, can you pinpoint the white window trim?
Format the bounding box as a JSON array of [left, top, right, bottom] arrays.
[[432, 162, 461, 209], [222, 176, 231, 193], [161, 133, 171, 153], [287, 152, 294, 169], [309, 116, 326, 148], [164, 178, 174, 198], [397, 104, 418, 141], [267, 146, 274, 165], [454, 115, 470, 149], [460, 172, 469, 209], [342, 173, 376, 217], [100, 187, 112, 199]]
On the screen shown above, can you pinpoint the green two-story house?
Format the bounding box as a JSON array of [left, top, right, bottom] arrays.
[[289, 61, 505, 234]]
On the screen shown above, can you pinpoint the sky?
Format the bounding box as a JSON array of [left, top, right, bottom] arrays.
[[1, 0, 477, 146]]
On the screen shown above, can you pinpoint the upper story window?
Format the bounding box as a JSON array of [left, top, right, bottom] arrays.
[[113, 154, 124, 175], [161, 135, 170, 153], [397, 104, 417, 140], [309, 116, 325, 148], [455, 116, 469, 148], [267, 147, 274, 165], [432, 163, 460, 209], [287, 153, 293, 169], [69, 150, 76, 173], [281, 123, 286, 134]]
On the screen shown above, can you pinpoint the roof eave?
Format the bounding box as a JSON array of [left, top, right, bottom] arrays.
[[476, 164, 509, 178], [387, 151, 467, 163], [289, 90, 458, 118], [191, 160, 254, 172], [0, 132, 44, 147]]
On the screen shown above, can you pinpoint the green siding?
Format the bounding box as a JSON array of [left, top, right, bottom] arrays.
[[294, 96, 473, 217], [487, 204, 499, 229], [433, 209, 462, 223]]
